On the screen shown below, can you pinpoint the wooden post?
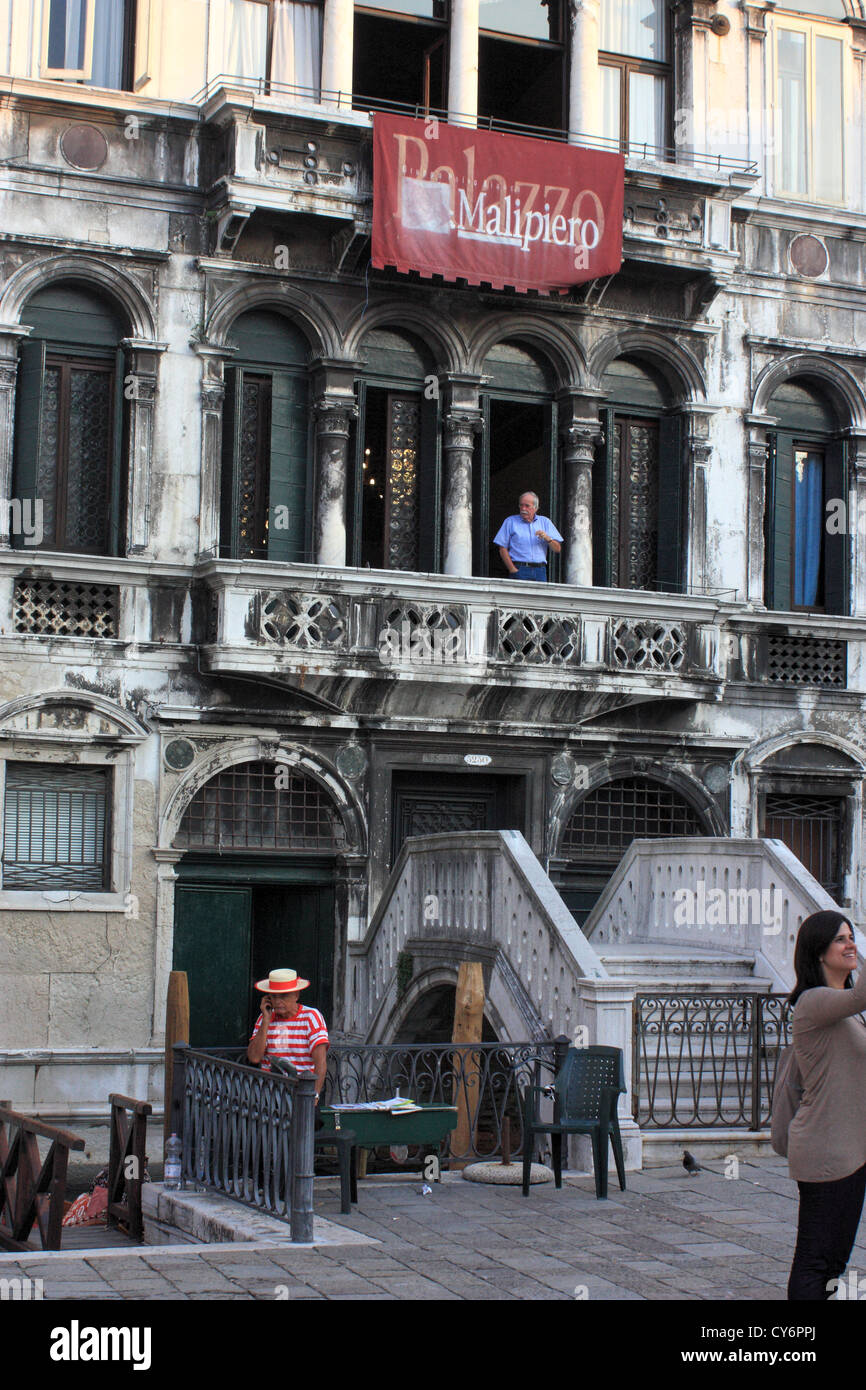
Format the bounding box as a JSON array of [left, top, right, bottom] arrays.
[[164, 971, 190, 1145], [451, 961, 484, 1170]]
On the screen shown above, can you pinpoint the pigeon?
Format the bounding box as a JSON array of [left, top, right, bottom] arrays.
[[682, 1150, 701, 1175]]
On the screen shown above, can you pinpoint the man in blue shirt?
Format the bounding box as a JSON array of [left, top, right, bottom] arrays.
[[493, 492, 563, 581]]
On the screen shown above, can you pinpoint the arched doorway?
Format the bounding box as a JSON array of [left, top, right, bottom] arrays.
[[557, 774, 709, 924], [171, 760, 345, 1047], [393, 985, 499, 1045], [473, 340, 558, 578]]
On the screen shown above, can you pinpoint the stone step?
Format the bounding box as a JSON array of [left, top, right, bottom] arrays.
[[597, 944, 771, 987]]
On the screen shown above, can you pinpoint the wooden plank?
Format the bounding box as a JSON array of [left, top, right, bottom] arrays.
[[450, 962, 484, 1170], [164, 971, 190, 1145]]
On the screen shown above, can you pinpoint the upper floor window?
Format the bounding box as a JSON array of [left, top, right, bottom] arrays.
[[224, 0, 323, 97], [14, 283, 128, 557], [600, 0, 670, 156], [353, 3, 447, 113], [765, 379, 847, 614], [42, 0, 139, 90], [220, 310, 311, 562], [775, 17, 845, 204], [478, 0, 565, 133]]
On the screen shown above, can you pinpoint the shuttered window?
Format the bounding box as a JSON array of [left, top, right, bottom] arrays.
[[3, 764, 110, 890]]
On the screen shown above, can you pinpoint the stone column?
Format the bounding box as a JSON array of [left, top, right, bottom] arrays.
[[746, 428, 769, 606], [314, 399, 354, 568], [743, 3, 773, 189], [0, 329, 26, 550], [685, 421, 712, 595], [849, 434, 866, 618], [568, 0, 601, 143], [448, 0, 479, 126], [195, 345, 229, 560], [562, 420, 600, 586], [321, 0, 354, 108], [442, 411, 480, 576], [575, 978, 642, 1171], [123, 339, 166, 556]]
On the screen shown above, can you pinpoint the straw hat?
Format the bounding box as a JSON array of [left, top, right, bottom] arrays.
[[254, 968, 310, 994]]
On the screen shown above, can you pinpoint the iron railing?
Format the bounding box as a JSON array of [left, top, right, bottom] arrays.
[[170, 1044, 316, 1241], [325, 1040, 565, 1161], [198, 1040, 565, 1163], [193, 75, 758, 178], [632, 993, 791, 1130]]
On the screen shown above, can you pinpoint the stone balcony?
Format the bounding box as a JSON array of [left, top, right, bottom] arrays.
[[197, 82, 757, 281]]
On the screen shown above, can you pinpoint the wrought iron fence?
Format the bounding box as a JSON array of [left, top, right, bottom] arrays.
[[170, 1045, 316, 1241], [632, 993, 791, 1130], [194, 1040, 564, 1164], [325, 1040, 565, 1162]]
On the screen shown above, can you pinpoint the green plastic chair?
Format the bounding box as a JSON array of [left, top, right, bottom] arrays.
[[522, 1045, 627, 1200]]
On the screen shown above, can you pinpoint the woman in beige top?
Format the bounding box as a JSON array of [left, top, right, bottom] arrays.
[[787, 910, 866, 1300]]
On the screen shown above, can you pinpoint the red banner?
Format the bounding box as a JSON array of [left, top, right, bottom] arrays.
[[372, 113, 624, 295]]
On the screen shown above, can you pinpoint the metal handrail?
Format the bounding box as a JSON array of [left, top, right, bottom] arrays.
[[194, 1039, 566, 1162], [191, 75, 758, 178], [171, 1044, 316, 1241], [632, 992, 792, 1130]]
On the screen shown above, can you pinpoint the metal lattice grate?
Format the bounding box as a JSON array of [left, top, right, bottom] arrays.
[[764, 793, 843, 899], [562, 777, 705, 856], [175, 762, 346, 851], [767, 635, 846, 687], [3, 763, 110, 890], [13, 578, 119, 638]]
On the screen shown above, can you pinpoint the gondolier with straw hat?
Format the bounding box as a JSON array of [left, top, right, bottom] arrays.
[[247, 968, 329, 1102]]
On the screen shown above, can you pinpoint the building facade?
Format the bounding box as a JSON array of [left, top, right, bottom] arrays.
[[1, 0, 866, 1119]]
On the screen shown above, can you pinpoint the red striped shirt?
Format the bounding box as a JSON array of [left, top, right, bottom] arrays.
[[251, 1005, 329, 1074]]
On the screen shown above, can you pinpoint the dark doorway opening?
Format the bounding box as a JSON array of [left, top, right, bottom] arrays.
[[476, 398, 556, 578], [393, 985, 498, 1044], [173, 875, 335, 1048], [390, 770, 526, 864]]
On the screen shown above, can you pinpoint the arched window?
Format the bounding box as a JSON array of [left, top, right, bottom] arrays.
[[174, 761, 346, 851], [474, 340, 557, 578], [765, 378, 845, 613], [14, 282, 128, 556], [594, 357, 683, 592], [220, 310, 311, 562], [350, 327, 439, 572], [558, 775, 707, 923]]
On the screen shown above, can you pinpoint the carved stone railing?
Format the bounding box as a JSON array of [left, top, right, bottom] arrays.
[[584, 836, 854, 990]]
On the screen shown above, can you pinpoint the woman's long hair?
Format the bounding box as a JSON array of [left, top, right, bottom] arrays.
[[789, 910, 856, 1006]]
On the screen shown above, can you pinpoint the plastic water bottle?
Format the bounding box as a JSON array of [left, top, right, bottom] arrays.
[[164, 1133, 182, 1190]]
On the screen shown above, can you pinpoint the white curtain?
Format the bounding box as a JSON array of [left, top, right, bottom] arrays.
[[628, 72, 666, 156], [778, 30, 807, 195], [600, 65, 621, 146], [271, 1, 322, 98], [226, 0, 270, 81], [600, 0, 665, 61], [89, 0, 125, 87]]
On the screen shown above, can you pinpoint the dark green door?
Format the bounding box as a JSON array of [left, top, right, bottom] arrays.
[[172, 886, 252, 1047], [250, 886, 335, 1032]]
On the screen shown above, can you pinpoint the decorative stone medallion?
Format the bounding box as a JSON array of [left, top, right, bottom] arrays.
[[164, 738, 196, 771]]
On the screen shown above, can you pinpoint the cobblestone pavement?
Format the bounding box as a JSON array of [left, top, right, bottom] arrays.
[[2, 1157, 859, 1302]]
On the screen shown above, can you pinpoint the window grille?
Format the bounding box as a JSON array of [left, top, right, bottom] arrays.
[[763, 793, 843, 900], [3, 764, 110, 890], [562, 777, 704, 857], [174, 762, 345, 851], [13, 578, 119, 638], [766, 635, 846, 687]]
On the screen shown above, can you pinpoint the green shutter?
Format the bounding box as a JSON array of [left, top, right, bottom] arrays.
[[172, 886, 253, 1049], [824, 437, 848, 616], [772, 434, 794, 612], [219, 366, 241, 558], [267, 370, 307, 563], [546, 399, 559, 583], [472, 395, 491, 577], [657, 413, 684, 593], [13, 339, 47, 550], [592, 406, 615, 586]]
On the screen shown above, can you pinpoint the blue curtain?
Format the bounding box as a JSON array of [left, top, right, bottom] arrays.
[[794, 450, 823, 606]]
